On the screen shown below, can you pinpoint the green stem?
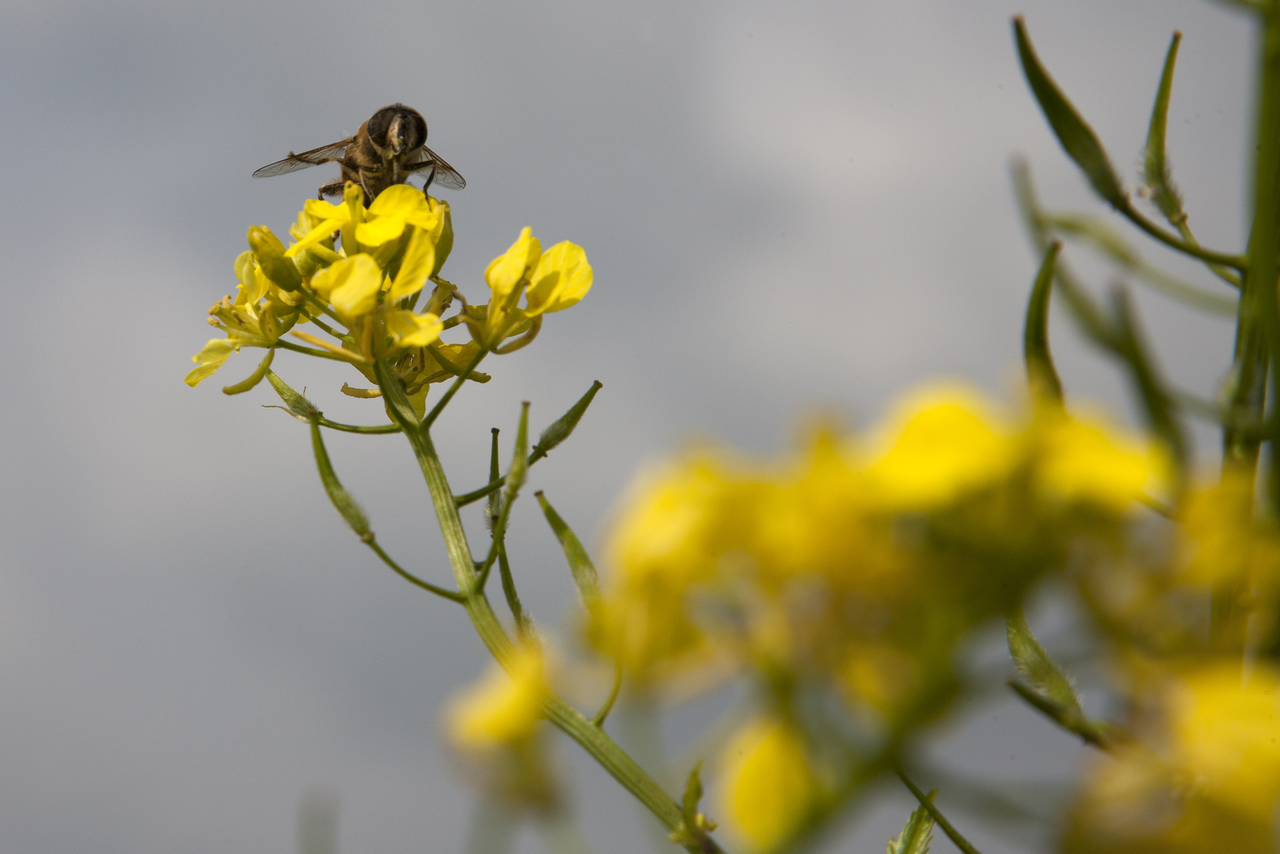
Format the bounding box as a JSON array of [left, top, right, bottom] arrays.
[[275, 338, 358, 363], [896, 770, 985, 854], [371, 361, 726, 854], [591, 662, 624, 727], [1251, 1, 1280, 511], [496, 542, 530, 637], [314, 417, 402, 434], [1117, 200, 1247, 269], [424, 349, 489, 428], [365, 537, 463, 602]]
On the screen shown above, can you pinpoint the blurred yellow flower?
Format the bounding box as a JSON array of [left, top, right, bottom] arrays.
[[446, 646, 546, 750], [1035, 408, 1170, 511], [1065, 663, 1280, 854], [865, 385, 1016, 509], [590, 455, 739, 682], [719, 717, 820, 851]]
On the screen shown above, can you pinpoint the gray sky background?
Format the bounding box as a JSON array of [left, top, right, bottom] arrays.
[[0, 1, 1257, 852]]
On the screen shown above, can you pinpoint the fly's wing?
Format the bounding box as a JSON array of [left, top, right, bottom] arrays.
[[252, 139, 353, 178], [406, 145, 466, 190]]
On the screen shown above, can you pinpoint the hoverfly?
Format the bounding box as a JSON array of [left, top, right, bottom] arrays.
[[252, 104, 465, 201]]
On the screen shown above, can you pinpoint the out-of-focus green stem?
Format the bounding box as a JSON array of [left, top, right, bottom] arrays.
[[897, 771, 985, 854], [1251, 1, 1280, 509]]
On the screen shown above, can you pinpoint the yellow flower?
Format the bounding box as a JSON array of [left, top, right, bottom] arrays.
[[526, 241, 593, 314], [446, 646, 546, 750], [591, 454, 748, 682], [384, 309, 444, 349], [308, 254, 384, 323], [1034, 408, 1170, 511], [1178, 473, 1280, 588], [1065, 663, 1280, 854], [865, 384, 1017, 510], [486, 227, 542, 299], [719, 717, 819, 851], [479, 228, 593, 346]]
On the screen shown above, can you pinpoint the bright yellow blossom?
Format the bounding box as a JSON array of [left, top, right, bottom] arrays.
[[478, 227, 593, 347], [385, 309, 445, 349], [308, 254, 384, 323], [526, 241, 593, 314]]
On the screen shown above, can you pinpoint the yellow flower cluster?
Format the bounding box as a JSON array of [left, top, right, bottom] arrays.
[[589, 384, 1169, 849], [186, 184, 591, 415], [1065, 663, 1280, 854], [1061, 469, 1280, 852]]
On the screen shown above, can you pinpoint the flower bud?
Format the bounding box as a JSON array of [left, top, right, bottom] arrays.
[[247, 226, 302, 292]]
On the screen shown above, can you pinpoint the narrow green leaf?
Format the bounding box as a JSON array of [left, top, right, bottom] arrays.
[[1024, 242, 1064, 404], [530, 381, 603, 464], [535, 491, 599, 605], [1013, 18, 1127, 207], [886, 795, 936, 854], [1010, 160, 1115, 348], [223, 349, 275, 395], [681, 761, 705, 827], [1143, 32, 1186, 226], [309, 417, 370, 537], [1005, 607, 1082, 716]]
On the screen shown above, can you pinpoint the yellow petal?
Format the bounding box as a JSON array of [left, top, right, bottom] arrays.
[[355, 215, 407, 246], [310, 254, 384, 321], [184, 339, 237, 387], [285, 218, 343, 256], [304, 198, 347, 221], [387, 227, 437, 302], [368, 183, 427, 217], [386, 310, 443, 349], [526, 241, 592, 314], [484, 227, 541, 299]]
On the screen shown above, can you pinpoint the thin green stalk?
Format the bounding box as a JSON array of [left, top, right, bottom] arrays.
[[424, 349, 489, 428], [1118, 201, 1247, 270], [896, 771, 984, 854], [305, 314, 346, 340], [365, 537, 464, 602], [496, 542, 529, 635], [314, 417, 402, 434], [591, 662, 624, 727], [1251, 1, 1280, 510], [276, 338, 358, 363], [371, 360, 725, 854]]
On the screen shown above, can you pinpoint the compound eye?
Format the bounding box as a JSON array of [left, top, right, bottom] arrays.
[[367, 106, 400, 147], [407, 111, 427, 146]]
